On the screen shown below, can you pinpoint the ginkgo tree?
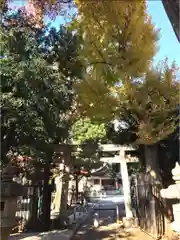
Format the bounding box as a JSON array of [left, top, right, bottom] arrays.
[[74, 0, 158, 82], [71, 0, 179, 183], [71, 0, 159, 120], [108, 60, 179, 182]]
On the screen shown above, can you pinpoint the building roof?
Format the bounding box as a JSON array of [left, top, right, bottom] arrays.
[[162, 0, 180, 42], [91, 165, 115, 178]]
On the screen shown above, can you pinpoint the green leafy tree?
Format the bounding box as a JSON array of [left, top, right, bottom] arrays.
[[71, 117, 106, 144], [1, 8, 81, 162], [70, 118, 107, 199], [1, 8, 81, 230]]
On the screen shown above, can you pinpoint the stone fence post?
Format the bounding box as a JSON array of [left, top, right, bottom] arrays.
[[160, 162, 180, 235]]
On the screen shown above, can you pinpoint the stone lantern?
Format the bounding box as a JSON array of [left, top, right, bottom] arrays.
[[160, 162, 180, 234], [0, 164, 23, 240]]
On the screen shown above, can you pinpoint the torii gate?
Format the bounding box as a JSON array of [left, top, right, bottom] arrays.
[[100, 144, 138, 219], [53, 144, 138, 219]]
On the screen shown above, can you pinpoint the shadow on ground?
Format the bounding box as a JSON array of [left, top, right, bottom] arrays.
[[73, 222, 135, 240], [9, 229, 72, 240]]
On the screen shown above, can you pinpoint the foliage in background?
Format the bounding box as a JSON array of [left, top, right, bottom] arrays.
[[70, 118, 107, 177], [1, 7, 82, 230], [1, 9, 81, 169], [0, 0, 74, 18], [71, 118, 106, 145]]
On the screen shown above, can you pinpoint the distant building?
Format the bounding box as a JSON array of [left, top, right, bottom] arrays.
[[162, 0, 180, 42], [82, 145, 139, 194]]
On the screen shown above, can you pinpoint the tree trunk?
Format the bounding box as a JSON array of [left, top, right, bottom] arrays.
[[144, 145, 171, 237], [138, 144, 146, 168], [28, 185, 38, 230], [31, 185, 38, 222], [144, 144, 161, 183], [40, 164, 52, 231]]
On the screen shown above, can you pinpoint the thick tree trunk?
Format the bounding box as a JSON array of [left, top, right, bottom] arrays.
[[144, 145, 171, 237], [144, 144, 161, 183], [138, 144, 146, 167], [27, 185, 39, 231]]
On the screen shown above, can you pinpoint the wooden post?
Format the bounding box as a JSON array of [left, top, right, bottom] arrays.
[[119, 150, 133, 219]]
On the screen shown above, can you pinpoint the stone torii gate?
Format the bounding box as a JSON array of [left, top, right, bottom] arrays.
[[100, 144, 138, 219], [52, 144, 138, 220]]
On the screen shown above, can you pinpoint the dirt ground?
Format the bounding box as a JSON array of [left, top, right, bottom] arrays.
[[73, 222, 155, 240]]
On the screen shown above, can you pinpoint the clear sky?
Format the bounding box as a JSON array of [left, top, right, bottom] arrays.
[[147, 0, 180, 66]]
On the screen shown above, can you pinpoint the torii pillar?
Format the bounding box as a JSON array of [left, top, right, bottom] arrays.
[[119, 149, 133, 219], [53, 144, 73, 215]]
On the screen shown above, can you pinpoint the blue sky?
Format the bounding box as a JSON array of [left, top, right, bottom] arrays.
[[147, 0, 180, 66]]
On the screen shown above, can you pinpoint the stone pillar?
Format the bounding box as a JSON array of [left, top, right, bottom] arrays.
[[100, 178, 102, 189], [119, 150, 133, 219], [59, 165, 70, 215], [54, 144, 72, 216], [52, 175, 63, 213]]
